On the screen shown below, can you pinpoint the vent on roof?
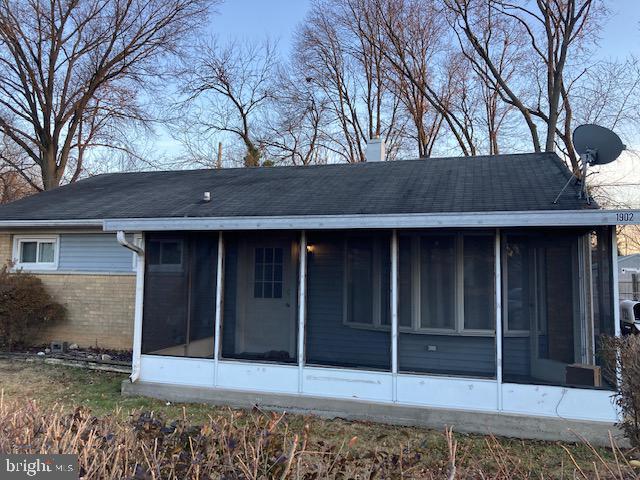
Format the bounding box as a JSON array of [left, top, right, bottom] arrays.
[[203, 191, 211, 202]]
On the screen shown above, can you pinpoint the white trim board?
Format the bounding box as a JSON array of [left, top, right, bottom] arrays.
[[136, 355, 617, 422], [103, 209, 640, 232]]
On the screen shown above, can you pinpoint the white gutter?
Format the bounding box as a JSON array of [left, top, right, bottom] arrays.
[[0, 219, 103, 228], [103, 209, 640, 232], [117, 230, 144, 382]]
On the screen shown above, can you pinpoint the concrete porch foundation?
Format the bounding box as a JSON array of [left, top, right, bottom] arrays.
[[122, 380, 624, 447]]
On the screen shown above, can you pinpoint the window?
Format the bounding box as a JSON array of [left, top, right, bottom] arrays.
[[420, 235, 456, 329], [464, 236, 495, 330], [254, 247, 283, 298], [147, 239, 183, 271], [398, 232, 496, 378], [504, 240, 531, 333], [343, 236, 390, 327], [398, 232, 495, 334], [13, 236, 58, 270], [501, 231, 607, 388]]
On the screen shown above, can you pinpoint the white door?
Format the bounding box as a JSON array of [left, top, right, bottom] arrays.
[[235, 237, 297, 360]]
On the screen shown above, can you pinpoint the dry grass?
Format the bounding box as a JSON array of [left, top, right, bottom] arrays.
[[0, 359, 638, 478]]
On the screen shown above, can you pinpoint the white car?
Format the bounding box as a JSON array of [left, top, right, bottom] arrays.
[[620, 300, 640, 334]]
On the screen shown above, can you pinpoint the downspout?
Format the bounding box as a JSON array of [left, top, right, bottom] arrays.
[[117, 231, 143, 255], [117, 231, 144, 382]]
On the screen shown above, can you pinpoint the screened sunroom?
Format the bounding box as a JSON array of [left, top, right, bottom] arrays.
[[135, 224, 618, 420]]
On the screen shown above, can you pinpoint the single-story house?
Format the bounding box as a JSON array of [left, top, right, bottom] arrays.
[[619, 254, 640, 301], [0, 149, 638, 442]]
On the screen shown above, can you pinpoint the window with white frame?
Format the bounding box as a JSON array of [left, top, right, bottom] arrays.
[[398, 232, 495, 335], [147, 238, 184, 272], [13, 236, 59, 270], [343, 236, 390, 327]]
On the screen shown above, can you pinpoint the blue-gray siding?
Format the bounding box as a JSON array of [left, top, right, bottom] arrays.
[[306, 236, 391, 370], [221, 240, 238, 357], [502, 337, 530, 379], [399, 334, 495, 377], [58, 233, 134, 273], [304, 233, 531, 378]]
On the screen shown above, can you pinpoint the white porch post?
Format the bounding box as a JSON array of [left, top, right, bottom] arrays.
[[298, 230, 307, 393], [612, 227, 621, 339], [131, 233, 145, 383], [214, 231, 224, 387], [391, 230, 399, 402], [495, 229, 503, 410], [612, 227, 623, 421]]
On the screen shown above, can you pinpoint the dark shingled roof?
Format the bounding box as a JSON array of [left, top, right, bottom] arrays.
[[0, 152, 593, 221]]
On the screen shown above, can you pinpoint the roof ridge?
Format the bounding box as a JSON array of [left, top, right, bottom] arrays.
[[72, 152, 560, 179]]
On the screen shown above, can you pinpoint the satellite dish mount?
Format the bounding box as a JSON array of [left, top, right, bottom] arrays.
[[553, 124, 625, 205]]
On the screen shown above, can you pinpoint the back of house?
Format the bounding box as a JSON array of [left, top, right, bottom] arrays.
[[0, 151, 638, 443]]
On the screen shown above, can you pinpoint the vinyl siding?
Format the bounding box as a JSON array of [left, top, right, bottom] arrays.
[[304, 233, 516, 378], [305, 237, 391, 370], [503, 336, 530, 379], [221, 240, 238, 357], [399, 334, 495, 377], [58, 233, 134, 273]]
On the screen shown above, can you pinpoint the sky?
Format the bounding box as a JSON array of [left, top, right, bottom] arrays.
[[163, 0, 640, 206], [208, 0, 311, 53], [209, 0, 640, 58]]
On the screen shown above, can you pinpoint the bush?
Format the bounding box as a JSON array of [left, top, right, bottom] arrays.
[[601, 335, 640, 448], [0, 399, 634, 480], [0, 264, 65, 350]]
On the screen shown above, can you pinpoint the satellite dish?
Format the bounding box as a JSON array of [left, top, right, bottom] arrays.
[[553, 124, 625, 205], [573, 124, 625, 165]]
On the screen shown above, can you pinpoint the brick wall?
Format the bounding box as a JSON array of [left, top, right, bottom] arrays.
[[35, 273, 135, 350], [0, 233, 11, 265], [0, 234, 135, 350]]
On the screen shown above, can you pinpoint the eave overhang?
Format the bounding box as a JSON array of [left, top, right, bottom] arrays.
[[103, 209, 640, 232]]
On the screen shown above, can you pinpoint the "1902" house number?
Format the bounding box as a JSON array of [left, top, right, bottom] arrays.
[[616, 212, 635, 222]]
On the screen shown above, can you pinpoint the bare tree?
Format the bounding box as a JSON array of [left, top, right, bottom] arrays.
[[263, 68, 331, 165], [364, 0, 481, 156], [177, 39, 279, 168], [444, 0, 599, 173], [296, 0, 404, 163], [373, 0, 447, 158], [0, 0, 213, 190], [0, 135, 36, 202]]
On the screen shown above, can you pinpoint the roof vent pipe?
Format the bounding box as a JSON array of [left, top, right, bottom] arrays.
[[203, 191, 211, 202], [365, 136, 385, 162]]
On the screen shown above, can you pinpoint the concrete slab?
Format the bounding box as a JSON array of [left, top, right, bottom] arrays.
[[121, 380, 625, 447]]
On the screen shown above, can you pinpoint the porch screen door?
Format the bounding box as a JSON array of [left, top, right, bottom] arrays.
[[529, 237, 582, 384]]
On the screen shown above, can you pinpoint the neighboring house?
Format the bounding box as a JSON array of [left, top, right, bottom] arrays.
[[0, 149, 638, 442], [619, 253, 640, 301]]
